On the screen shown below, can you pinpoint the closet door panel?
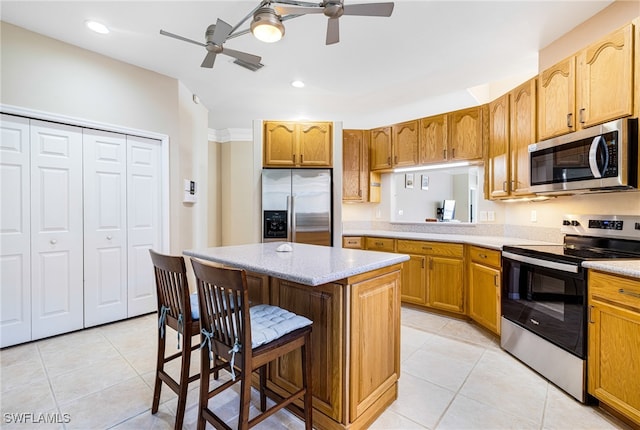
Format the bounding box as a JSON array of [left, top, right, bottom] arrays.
[[127, 136, 161, 317], [83, 130, 128, 327], [30, 120, 84, 339], [0, 114, 32, 347]]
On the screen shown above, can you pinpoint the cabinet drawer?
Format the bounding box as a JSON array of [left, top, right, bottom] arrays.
[[365, 237, 395, 252], [590, 271, 640, 312], [396, 240, 463, 257], [469, 246, 501, 268], [343, 236, 363, 249]]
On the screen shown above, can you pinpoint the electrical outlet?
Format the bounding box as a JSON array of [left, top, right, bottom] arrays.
[[375, 208, 382, 219], [531, 210, 537, 222], [487, 211, 495, 221], [479, 211, 488, 222]]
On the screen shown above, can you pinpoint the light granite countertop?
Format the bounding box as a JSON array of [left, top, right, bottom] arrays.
[[343, 229, 557, 250], [343, 229, 640, 279], [184, 241, 409, 286], [583, 260, 640, 279]]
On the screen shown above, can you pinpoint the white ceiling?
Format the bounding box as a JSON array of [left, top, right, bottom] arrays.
[[0, 1, 614, 130]]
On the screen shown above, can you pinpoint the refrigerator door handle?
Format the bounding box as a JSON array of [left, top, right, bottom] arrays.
[[290, 195, 296, 243], [286, 195, 293, 242]]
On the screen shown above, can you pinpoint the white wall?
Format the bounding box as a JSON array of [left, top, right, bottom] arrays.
[[0, 22, 209, 254]]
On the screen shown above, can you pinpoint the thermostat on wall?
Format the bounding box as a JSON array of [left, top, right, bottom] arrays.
[[183, 179, 197, 203]]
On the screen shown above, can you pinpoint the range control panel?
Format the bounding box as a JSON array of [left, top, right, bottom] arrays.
[[562, 214, 640, 239], [588, 219, 624, 230]]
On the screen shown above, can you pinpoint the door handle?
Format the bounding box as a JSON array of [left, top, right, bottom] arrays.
[[566, 113, 573, 128], [619, 289, 640, 299], [579, 108, 586, 124], [588, 305, 595, 324]]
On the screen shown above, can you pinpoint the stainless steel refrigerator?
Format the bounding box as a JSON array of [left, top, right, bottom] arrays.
[[262, 169, 332, 246]]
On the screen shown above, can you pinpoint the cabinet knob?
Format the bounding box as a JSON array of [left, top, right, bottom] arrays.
[[579, 108, 586, 124], [479, 254, 487, 259], [422, 246, 432, 250], [50, 239, 57, 245], [107, 235, 113, 240], [566, 113, 573, 128], [300, 154, 304, 163], [451, 148, 456, 158]]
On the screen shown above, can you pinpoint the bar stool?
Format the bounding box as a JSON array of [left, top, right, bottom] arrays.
[[149, 249, 201, 430], [190, 259, 313, 430]]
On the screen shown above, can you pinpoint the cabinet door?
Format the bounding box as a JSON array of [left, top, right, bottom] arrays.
[[30, 120, 84, 340], [468, 262, 501, 335], [264, 121, 297, 167], [588, 272, 640, 425], [270, 279, 344, 422], [369, 127, 392, 171], [448, 107, 483, 160], [577, 23, 634, 128], [428, 256, 464, 314], [299, 122, 332, 167], [509, 79, 536, 196], [488, 94, 510, 199], [401, 254, 427, 305], [343, 129, 365, 201], [83, 130, 128, 327], [0, 114, 32, 347], [538, 57, 576, 140], [350, 269, 400, 420], [419, 114, 448, 164], [127, 136, 162, 317], [392, 120, 418, 168]]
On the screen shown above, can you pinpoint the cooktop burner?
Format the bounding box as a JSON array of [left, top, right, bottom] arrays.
[[503, 214, 640, 265]]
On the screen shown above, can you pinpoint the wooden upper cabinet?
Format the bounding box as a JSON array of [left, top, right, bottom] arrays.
[[539, 22, 635, 140], [369, 126, 392, 171], [419, 114, 448, 164], [342, 129, 369, 202], [264, 121, 297, 166], [447, 106, 484, 160], [538, 57, 576, 140], [576, 23, 634, 128], [636, 18, 640, 118], [510, 78, 537, 197], [488, 94, 510, 199], [298, 122, 332, 166], [263, 121, 332, 167], [391, 120, 419, 168]]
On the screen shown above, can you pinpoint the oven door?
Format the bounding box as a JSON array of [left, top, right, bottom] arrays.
[[501, 251, 587, 358]]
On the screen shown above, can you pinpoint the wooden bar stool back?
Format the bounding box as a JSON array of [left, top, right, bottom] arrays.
[[150, 249, 201, 430], [191, 259, 313, 430]]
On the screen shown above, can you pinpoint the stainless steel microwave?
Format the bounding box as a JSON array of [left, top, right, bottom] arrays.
[[528, 118, 638, 195]]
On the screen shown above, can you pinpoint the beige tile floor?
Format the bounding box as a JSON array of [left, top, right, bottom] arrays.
[[0, 307, 632, 430]]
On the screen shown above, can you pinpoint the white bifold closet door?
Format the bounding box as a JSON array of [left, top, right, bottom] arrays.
[[0, 114, 32, 346], [127, 135, 162, 317], [30, 119, 84, 340], [83, 130, 128, 327]]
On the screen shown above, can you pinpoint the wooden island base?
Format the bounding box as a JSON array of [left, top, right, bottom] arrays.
[[247, 264, 402, 430]]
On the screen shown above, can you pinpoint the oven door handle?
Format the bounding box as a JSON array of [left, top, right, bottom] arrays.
[[502, 251, 579, 274]]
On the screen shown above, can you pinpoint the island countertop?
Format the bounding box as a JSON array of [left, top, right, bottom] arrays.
[[184, 241, 409, 286]]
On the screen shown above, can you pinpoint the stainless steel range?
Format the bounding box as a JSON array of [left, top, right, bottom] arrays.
[[501, 214, 640, 403]]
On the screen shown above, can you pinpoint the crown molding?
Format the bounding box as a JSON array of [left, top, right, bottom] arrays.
[[208, 128, 253, 143]]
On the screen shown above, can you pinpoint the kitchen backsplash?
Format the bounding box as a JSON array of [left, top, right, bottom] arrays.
[[342, 220, 564, 244]]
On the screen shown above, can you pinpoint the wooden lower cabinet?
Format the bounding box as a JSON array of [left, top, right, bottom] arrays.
[[396, 240, 465, 315], [588, 271, 640, 427], [264, 264, 402, 430], [467, 246, 502, 335]]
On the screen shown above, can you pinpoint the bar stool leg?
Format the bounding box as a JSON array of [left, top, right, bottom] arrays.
[[152, 329, 166, 414], [174, 335, 192, 430], [303, 331, 313, 430]]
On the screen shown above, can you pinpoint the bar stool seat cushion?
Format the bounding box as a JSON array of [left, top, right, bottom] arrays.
[[190, 293, 200, 320], [250, 304, 312, 348]]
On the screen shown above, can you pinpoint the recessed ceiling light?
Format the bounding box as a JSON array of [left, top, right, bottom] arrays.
[[291, 80, 305, 88], [85, 20, 110, 34]]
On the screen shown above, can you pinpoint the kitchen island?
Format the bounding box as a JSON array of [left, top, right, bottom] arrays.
[[184, 242, 409, 430]]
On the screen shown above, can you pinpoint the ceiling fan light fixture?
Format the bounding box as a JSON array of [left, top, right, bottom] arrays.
[[251, 6, 284, 43]]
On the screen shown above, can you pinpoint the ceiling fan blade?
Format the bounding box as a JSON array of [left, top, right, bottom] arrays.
[[201, 51, 217, 68], [212, 18, 233, 45], [159, 30, 206, 47], [326, 17, 339, 45], [221, 48, 262, 66], [274, 5, 324, 15], [342, 2, 394, 17]]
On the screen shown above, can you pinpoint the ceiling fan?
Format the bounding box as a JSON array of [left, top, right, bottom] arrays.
[[274, 0, 395, 45], [160, 18, 262, 69]]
